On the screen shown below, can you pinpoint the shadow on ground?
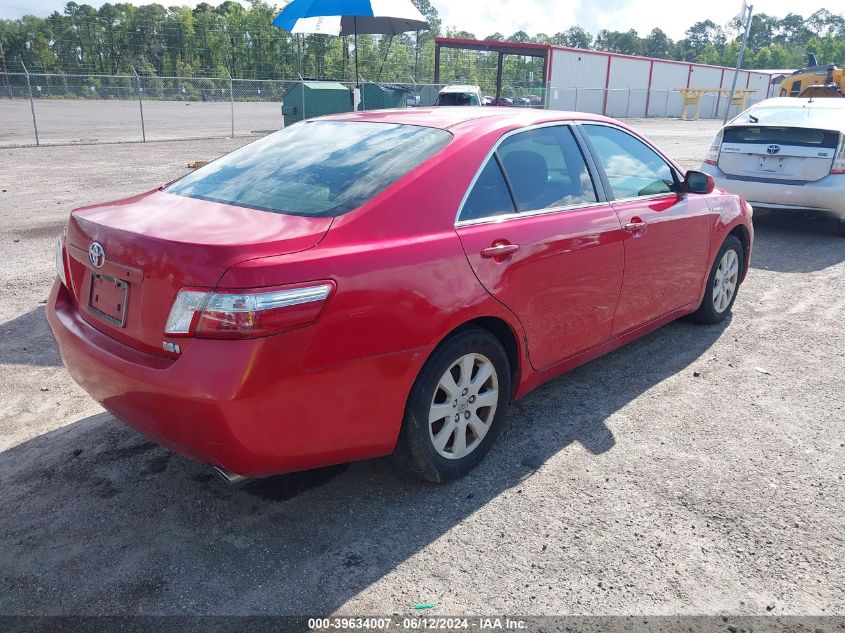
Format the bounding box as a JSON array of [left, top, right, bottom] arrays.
[[0, 317, 728, 616], [0, 306, 63, 367], [750, 210, 845, 273]]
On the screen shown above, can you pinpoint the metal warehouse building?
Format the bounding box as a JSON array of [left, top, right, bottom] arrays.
[[435, 37, 775, 119]]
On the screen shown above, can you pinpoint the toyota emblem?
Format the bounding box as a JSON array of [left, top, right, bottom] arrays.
[[88, 242, 106, 269], [766, 144, 781, 155]]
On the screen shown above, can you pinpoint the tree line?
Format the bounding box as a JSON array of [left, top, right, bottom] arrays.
[[1, 1, 843, 84]]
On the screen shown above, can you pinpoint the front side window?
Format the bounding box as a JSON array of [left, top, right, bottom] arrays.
[[167, 121, 451, 217], [582, 124, 676, 200]]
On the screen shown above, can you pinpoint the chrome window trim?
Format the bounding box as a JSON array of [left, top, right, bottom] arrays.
[[455, 200, 611, 228], [454, 121, 601, 227], [604, 191, 681, 206]]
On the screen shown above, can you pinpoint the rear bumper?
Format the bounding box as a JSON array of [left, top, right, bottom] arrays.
[[46, 280, 421, 477], [702, 164, 845, 219]]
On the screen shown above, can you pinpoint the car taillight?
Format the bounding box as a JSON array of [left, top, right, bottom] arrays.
[[832, 134, 845, 174], [704, 129, 724, 165], [164, 282, 335, 340], [55, 234, 69, 287]]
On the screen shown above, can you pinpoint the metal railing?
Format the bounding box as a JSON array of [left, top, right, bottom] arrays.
[[0, 70, 767, 148]]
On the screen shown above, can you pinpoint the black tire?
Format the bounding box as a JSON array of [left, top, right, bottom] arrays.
[[392, 327, 511, 483], [688, 235, 744, 325], [837, 219, 845, 237]]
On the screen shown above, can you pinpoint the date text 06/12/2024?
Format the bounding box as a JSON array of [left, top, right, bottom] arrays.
[[307, 617, 528, 630]]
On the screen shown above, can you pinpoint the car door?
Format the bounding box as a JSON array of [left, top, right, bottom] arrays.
[[579, 123, 712, 337], [455, 124, 625, 371]]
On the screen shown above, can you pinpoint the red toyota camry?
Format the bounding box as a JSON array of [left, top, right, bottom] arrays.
[[47, 108, 753, 483]]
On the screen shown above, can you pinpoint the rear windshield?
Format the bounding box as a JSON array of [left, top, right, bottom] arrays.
[[167, 121, 452, 217], [724, 126, 840, 148], [436, 92, 479, 106]]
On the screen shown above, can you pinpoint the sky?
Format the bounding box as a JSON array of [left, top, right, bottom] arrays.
[[433, 0, 837, 40], [0, 0, 839, 40]]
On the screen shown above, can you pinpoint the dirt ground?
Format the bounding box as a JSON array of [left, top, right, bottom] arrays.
[[0, 119, 843, 617]]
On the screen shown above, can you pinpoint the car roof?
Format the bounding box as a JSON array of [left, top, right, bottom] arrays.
[[318, 107, 614, 132], [753, 97, 845, 110], [730, 97, 845, 131]]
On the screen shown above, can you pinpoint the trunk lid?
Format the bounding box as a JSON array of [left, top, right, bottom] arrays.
[[718, 125, 839, 182], [65, 189, 332, 356]]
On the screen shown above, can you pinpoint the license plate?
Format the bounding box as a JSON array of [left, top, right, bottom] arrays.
[[88, 273, 129, 327], [758, 156, 782, 172]]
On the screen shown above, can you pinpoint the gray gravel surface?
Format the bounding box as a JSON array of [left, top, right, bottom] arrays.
[[0, 99, 282, 147], [0, 119, 843, 616]]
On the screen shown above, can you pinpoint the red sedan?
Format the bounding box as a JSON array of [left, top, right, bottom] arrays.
[[47, 108, 753, 483]]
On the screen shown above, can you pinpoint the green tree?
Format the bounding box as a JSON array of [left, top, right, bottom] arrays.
[[683, 20, 724, 60], [553, 26, 593, 49], [643, 28, 672, 59]]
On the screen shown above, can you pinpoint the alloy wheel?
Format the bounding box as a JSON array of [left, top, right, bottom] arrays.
[[713, 249, 739, 314], [428, 353, 499, 460]]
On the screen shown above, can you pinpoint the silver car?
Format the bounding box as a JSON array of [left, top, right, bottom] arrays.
[[701, 98, 845, 236]]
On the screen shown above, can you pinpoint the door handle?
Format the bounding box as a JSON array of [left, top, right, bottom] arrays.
[[481, 243, 520, 259], [624, 220, 648, 235]]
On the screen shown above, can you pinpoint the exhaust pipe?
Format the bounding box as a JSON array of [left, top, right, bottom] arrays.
[[214, 466, 247, 484]]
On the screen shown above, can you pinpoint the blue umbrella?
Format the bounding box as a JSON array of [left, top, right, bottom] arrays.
[[272, 0, 429, 85]]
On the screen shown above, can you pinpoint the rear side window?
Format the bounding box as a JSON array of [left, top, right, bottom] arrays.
[[167, 121, 451, 217], [459, 125, 598, 222], [582, 124, 676, 199], [461, 158, 516, 221], [497, 126, 597, 211]]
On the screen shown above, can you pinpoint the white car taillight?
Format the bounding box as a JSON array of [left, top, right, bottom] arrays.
[[832, 134, 845, 175], [704, 129, 724, 165], [55, 234, 69, 287], [164, 283, 335, 340], [164, 290, 208, 335]]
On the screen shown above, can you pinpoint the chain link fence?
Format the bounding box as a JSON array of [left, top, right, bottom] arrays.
[[0, 70, 767, 148], [0, 69, 296, 147]]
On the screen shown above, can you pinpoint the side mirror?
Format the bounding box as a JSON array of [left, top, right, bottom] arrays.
[[685, 170, 715, 194]]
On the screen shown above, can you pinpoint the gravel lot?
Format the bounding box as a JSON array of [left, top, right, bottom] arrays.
[[0, 119, 843, 618], [0, 98, 283, 147]]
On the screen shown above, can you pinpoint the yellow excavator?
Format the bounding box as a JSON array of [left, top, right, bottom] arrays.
[[780, 54, 844, 98]]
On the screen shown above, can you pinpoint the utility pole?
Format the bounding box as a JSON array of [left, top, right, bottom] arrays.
[[724, 2, 754, 124]]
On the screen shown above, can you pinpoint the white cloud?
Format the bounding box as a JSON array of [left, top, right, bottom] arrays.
[[434, 0, 837, 40], [1, 0, 839, 40], [432, 0, 583, 38]]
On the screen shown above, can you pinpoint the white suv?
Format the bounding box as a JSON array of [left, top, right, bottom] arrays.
[[701, 98, 845, 236], [434, 85, 483, 107]]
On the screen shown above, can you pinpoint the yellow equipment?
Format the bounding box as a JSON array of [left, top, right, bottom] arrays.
[[676, 88, 756, 121], [780, 54, 843, 99]]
